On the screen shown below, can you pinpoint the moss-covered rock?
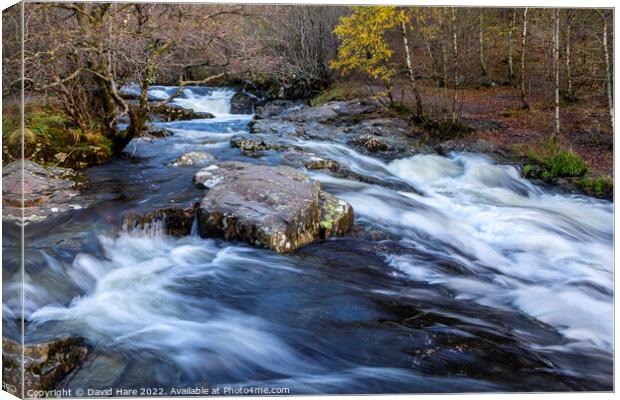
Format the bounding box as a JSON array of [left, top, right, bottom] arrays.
[[2, 336, 89, 396], [193, 161, 354, 253], [319, 192, 354, 239], [576, 175, 613, 200], [149, 104, 214, 121], [2, 110, 113, 169]]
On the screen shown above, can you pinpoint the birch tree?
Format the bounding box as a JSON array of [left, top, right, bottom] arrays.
[[553, 8, 560, 138], [508, 9, 516, 83], [596, 10, 614, 131], [400, 10, 423, 116], [519, 7, 529, 109], [450, 7, 459, 123]]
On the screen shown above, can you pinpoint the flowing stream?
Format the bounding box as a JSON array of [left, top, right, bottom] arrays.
[[4, 86, 613, 393]]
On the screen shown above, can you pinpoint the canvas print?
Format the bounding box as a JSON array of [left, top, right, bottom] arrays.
[[1, 2, 614, 397]]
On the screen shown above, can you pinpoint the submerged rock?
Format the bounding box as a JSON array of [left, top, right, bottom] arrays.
[[150, 104, 214, 121], [230, 92, 257, 114], [193, 161, 353, 253], [2, 160, 85, 224], [2, 336, 89, 396], [169, 151, 216, 167], [122, 204, 198, 236]]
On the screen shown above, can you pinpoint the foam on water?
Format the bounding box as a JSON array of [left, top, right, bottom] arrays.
[[321, 151, 613, 351], [170, 87, 236, 116], [22, 86, 613, 390], [30, 235, 317, 379]]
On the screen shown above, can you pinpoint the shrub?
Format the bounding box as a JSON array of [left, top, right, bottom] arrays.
[[546, 151, 587, 177], [518, 139, 588, 181]]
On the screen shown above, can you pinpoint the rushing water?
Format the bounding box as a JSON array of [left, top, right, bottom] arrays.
[[4, 87, 613, 393]]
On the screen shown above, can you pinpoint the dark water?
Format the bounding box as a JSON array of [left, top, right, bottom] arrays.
[[3, 87, 613, 394]]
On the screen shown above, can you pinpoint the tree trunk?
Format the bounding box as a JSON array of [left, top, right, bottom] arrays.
[[599, 11, 614, 131], [553, 8, 560, 138], [451, 7, 459, 124], [400, 18, 423, 117], [439, 9, 448, 88], [565, 11, 574, 100], [479, 11, 489, 79], [519, 8, 529, 109], [419, 27, 438, 83], [508, 9, 516, 82]]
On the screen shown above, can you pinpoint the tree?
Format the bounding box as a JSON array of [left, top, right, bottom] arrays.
[[508, 9, 516, 83], [400, 9, 423, 116], [450, 7, 459, 123], [596, 10, 614, 131], [564, 10, 575, 101], [331, 6, 402, 100], [519, 7, 529, 109], [478, 10, 489, 80], [20, 3, 265, 152], [553, 8, 560, 138]]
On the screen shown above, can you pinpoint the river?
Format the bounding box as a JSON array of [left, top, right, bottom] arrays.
[[3, 86, 613, 393]]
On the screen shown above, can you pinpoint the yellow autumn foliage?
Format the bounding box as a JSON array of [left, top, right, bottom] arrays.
[[331, 6, 405, 83]]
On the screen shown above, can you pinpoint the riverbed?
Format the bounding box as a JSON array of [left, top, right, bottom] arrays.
[[3, 86, 613, 393]]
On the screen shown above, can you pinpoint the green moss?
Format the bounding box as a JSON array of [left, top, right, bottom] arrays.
[[309, 82, 370, 107], [577, 175, 613, 199], [388, 102, 413, 115], [310, 87, 348, 107], [522, 164, 537, 177], [2, 109, 112, 169]]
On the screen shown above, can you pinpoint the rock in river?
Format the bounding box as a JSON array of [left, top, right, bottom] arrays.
[[122, 203, 198, 237], [319, 192, 354, 239], [169, 151, 216, 167], [2, 336, 89, 396], [150, 104, 214, 121], [193, 161, 354, 253], [230, 92, 257, 114], [2, 160, 85, 224], [230, 134, 289, 153]]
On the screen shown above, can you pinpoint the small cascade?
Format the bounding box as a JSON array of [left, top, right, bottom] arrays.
[[190, 212, 199, 237], [170, 87, 236, 116], [122, 217, 166, 239]]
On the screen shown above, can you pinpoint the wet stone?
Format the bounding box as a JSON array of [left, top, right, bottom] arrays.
[[193, 161, 353, 253], [2, 336, 89, 395]]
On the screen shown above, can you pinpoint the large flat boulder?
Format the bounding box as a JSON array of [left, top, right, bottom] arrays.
[[193, 161, 353, 253], [2, 336, 89, 396], [2, 160, 85, 224]]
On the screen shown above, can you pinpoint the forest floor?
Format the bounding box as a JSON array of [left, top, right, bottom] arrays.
[[451, 86, 613, 175], [325, 79, 613, 176]]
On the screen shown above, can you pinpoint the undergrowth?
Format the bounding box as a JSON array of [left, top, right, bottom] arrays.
[[2, 105, 112, 169]]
